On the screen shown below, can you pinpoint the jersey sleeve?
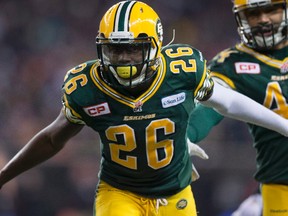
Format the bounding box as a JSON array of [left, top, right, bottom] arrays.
[[61, 62, 92, 125], [194, 67, 214, 101], [62, 94, 85, 125], [187, 103, 223, 143], [193, 50, 214, 101]]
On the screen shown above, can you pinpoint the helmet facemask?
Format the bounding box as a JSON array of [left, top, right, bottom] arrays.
[[234, 1, 288, 50], [96, 32, 160, 89]]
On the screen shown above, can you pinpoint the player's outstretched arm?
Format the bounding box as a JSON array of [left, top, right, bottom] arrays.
[[200, 82, 288, 136], [0, 111, 84, 189]]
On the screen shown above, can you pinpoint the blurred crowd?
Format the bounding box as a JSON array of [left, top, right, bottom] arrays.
[[0, 0, 258, 215]]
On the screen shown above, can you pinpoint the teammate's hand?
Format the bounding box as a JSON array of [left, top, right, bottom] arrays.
[[187, 138, 209, 159]]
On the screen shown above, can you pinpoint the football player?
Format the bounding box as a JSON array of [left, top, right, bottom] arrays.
[[187, 0, 288, 215], [0, 1, 288, 215]]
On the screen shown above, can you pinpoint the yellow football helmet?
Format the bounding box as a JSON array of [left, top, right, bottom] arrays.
[[96, 1, 163, 89], [233, 0, 288, 49]]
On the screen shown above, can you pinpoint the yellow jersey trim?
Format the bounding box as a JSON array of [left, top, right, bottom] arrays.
[[211, 72, 236, 89], [194, 60, 207, 97], [90, 59, 166, 108], [236, 43, 287, 68]]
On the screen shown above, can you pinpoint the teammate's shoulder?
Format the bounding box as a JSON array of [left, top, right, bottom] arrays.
[[217, 45, 238, 57], [209, 45, 239, 66]]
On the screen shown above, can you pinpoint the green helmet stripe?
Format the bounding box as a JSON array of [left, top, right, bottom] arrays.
[[115, 1, 136, 32]]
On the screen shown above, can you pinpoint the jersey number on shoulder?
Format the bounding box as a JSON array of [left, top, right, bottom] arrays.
[[106, 118, 175, 170], [264, 82, 288, 118], [64, 63, 88, 94], [165, 47, 197, 74]]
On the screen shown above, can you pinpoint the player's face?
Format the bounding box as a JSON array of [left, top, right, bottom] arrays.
[[101, 43, 151, 83], [243, 5, 284, 37], [106, 44, 147, 65]]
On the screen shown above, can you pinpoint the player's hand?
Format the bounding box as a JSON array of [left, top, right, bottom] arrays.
[[187, 138, 209, 159], [187, 138, 209, 181], [191, 164, 200, 182]]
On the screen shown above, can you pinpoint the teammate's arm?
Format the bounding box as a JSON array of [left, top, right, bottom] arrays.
[[0, 111, 84, 189], [200, 82, 288, 136]]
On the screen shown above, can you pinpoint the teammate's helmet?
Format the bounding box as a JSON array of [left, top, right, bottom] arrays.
[[96, 1, 163, 88], [233, 0, 288, 50]]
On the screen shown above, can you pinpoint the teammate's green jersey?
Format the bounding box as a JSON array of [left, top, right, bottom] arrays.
[[209, 43, 288, 184], [62, 44, 213, 197]]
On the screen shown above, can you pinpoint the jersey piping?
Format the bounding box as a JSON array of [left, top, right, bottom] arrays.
[[90, 58, 166, 108]]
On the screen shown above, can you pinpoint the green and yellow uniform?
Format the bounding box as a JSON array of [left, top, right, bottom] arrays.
[[210, 43, 288, 184], [62, 44, 213, 215], [188, 42, 288, 214]]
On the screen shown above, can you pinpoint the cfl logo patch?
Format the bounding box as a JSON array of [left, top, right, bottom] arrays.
[[176, 199, 187, 210], [83, 102, 110, 117]]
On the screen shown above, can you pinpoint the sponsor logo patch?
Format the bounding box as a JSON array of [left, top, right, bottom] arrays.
[[83, 102, 110, 117], [235, 62, 260, 74], [176, 199, 187, 210], [161, 92, 186, 108]]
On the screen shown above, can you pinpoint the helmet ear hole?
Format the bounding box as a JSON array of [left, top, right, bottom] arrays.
[[98, 33, 105, 38], [138, 33, 148, 38]]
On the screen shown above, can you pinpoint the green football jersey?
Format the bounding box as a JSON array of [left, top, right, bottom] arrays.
[[62, 44, 213, 197], [209, 43, 288, 184]]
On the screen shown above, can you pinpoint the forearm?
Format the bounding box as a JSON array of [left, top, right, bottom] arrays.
[[0, 111, 83, 188], [201, 82, 288, 136], [0, 130, 64, 187]]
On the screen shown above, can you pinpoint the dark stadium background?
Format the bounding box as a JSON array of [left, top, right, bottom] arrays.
[[0, 0, 257, 215]]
